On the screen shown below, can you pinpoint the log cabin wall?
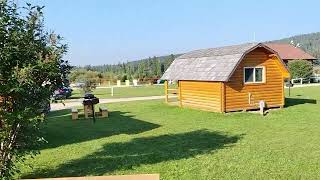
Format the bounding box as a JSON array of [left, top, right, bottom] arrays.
[[225, 47, 284, 112], [179, 81, 223, 112]]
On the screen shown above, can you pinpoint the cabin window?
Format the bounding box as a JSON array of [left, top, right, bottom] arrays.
[[244, 67, 265, 83]]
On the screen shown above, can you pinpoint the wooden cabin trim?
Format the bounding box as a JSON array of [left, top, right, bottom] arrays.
[[226, 44, 288, 82], [272, 55, 290, 79], [178, 80, 182, 107], [221, 82, 226, 112], [243, 66, 266, 84], [179, 80, 222, 112], [225, 104, 284, 112], [281, 77, 285, 106], [225, 48, 284, 112], [164, 80, 168, 103]]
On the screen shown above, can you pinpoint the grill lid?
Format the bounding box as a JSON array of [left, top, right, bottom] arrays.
[[84, 93, 95, 99]]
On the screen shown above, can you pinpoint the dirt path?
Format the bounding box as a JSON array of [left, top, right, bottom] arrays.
[[50, 96, 167, 111]]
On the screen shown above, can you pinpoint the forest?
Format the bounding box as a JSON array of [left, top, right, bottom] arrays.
[[70, 32, 320, 84], [69, 54, 178, 83]]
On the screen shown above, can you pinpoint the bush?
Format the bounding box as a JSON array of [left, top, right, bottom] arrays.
[[0, 1, 71, 178], [288, 60, 313, 79]]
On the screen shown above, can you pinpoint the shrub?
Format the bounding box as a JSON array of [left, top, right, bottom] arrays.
[[288, 60, 313, 79], [0, 1, 71, 178]]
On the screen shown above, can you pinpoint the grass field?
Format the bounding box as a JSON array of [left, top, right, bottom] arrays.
[[19, 86, 320, 179], [70, 85, 165, 99]]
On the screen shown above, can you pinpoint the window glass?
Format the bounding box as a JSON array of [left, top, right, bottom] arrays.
[[244, 68, 254, 82], [255, 68, 263, 82]]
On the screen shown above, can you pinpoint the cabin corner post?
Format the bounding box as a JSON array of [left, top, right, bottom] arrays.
[[164, 80, 168, 103], [281, 77, 285, 107], [221, 82, 226, 112], [178, 80, 182, 107]]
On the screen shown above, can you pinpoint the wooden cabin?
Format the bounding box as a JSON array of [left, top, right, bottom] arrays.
[[161, 43, 290, 112]]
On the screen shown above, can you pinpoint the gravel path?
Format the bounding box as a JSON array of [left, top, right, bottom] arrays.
[[50, 96, 166, 111]]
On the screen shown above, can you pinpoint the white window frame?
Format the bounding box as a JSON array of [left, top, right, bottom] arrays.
[[243, 66, 266, 84]]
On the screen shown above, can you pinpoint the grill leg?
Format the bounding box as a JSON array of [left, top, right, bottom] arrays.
[[92, 104, 96, 123]]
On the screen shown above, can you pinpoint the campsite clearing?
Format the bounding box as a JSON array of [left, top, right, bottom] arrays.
[[19, 86, 320, 179]]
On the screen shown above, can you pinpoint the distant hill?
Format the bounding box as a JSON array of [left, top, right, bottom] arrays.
[[130, 32, 320, 65], [87, 32, 320, 69], [270, 32, 320, 59], [79, 32, 320, 80], [129, 54, 183, 65]]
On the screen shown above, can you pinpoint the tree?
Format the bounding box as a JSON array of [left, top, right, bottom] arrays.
[[288, 60, 313, 79], [154, 57, 161, 77], [164, 54, 175, 70], [0, 1, 71, 178]]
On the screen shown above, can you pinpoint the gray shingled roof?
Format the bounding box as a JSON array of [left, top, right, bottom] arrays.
[[161, 43, 277, 81]]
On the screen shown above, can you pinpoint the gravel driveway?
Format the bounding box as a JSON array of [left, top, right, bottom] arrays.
[[50, 96, 166, 111]]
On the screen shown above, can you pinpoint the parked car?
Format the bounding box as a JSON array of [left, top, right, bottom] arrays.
[[62, 87, 73, 98], [310, 75, 320, 83], [52, 87, 73, 100]]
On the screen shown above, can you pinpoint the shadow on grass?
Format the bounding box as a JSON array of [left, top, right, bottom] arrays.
[[285, 98, 317, 107], [25, 129, 242, 178], [40, 110, 160, 150]]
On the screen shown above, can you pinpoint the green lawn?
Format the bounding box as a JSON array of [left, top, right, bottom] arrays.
[[71, 85, 165, 99], [19, 86, 320, 179]]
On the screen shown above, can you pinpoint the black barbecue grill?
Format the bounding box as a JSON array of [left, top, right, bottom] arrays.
[[83, 93, 99, 122], [83, 93, 99, 106]]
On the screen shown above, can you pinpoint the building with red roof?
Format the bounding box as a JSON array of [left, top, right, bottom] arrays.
[[266, 43, 317, 64]]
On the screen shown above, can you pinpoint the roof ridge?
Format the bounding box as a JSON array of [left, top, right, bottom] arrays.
[[177, 42, 259, 59]]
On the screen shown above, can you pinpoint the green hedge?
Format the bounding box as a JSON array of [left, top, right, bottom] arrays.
[[288, 60, 313, 79]]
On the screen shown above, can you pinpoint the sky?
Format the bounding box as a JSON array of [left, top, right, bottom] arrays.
[[24, 0, 320, 66]]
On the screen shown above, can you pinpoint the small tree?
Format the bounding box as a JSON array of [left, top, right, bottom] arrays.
[[80, 71, 100, 93], [288, 60, 313, 79], [0, 1, 71, 178]]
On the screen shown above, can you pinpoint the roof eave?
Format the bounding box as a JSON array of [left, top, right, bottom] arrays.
[[225, 43, 290, 81]]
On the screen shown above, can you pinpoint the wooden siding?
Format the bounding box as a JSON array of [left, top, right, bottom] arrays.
[[180, 81, 223, 112], [225, 48, 284, 112]]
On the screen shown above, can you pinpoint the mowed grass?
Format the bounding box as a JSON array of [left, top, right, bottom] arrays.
[[71, 85, 165, 99], [19, 86, 320, 179]]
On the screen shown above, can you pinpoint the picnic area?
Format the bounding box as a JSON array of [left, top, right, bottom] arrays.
[[17, 85, 320, 179]]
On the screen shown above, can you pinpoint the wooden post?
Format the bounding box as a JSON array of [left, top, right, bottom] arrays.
[[100, 107, 109, 118], [164, 80, 168, 103], [259, 101, 265, 116], [84, 104, 94, 119], [111, 86, 114, 97], [282, 78, 285, 106], [221, 82, 225, 112], [84, 105, 89, 119], [71, 108, 78, 120], [125, 80, 130, 86], [178, 81, 182, 107]]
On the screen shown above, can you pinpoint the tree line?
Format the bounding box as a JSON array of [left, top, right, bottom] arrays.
[[70, 54, 178, 83], [72, 32, 320, 84]]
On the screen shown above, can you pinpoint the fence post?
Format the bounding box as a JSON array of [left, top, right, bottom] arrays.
[[178, 81, 182, 107], [164, 80, 168, 103], [111, 86, 114, 97]]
